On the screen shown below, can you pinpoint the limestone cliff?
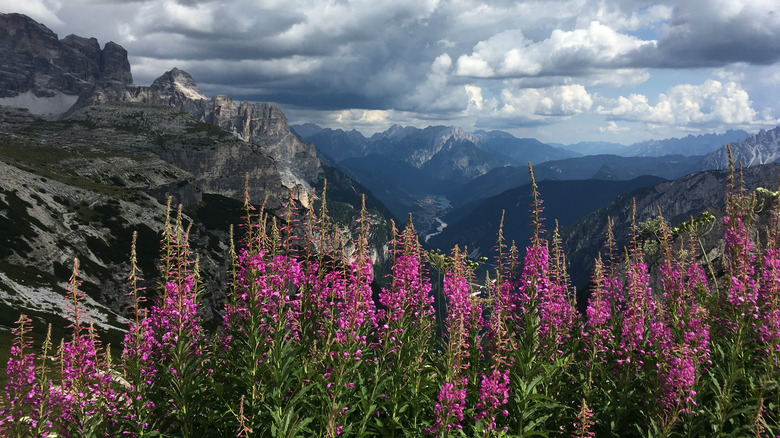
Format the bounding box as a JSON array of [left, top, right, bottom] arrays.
[[81, 67, 322, 207], [0, 13, 132, 118], [0, 13, 322, 205]]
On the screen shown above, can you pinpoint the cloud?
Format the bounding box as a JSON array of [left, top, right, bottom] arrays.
[[403, 54, 474, 113], [10, 0, 780, 141], [467, 84, 594, 129], [596, 79, 757, 126], [579, 3, 672, 32], [651, 0, 780, 67], [599, 121, 630, 133], [498, 84, 594, 118], [1, 0, 63, 26], [455, 21, 654, 78], [453, 1, 780, 78]]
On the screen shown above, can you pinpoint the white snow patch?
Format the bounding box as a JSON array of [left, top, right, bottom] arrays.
[[0, 91, 79, 119]]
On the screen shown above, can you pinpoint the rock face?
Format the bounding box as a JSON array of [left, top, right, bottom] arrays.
[[65, 102, 287, 209], [0, 15, 395, 338], [0, 104, 251, 333], [0, 13, 132, 118], [700, 126, 780, 170], [103, 67, 323, 204], [0, 14, 321, 203], [562, 163, 780, 295], [0, 104, 392, 336]]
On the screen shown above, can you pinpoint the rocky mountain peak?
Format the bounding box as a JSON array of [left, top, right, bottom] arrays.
[[100, 41, 133, 85], [151, 67, 204, 100], [433, 125, 479, 147], [0, 12, 132, 118], [377, 124, 418, 141], [700, 126, 780, 170], [0, 13, 59, 59]]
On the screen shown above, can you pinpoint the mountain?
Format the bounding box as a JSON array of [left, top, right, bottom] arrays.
[[562, 163, 780, 295], [0, 13, 397, 220], [560, 130, 748, 157], [294, 124, 500, 228], [556, 141, 626, 155], [0, 12, 323, 205], [0, 14, 396, 342], [295, 124, 578, 177], [294, 124, 578, 231], [474, 129, 580, 164], [81, 68, 321, 204], [364, 125, 498, 181], [0, 12, 132, 119], [0, 103, 275, 340], [429, 175, 665, 258], [302, 127, 369, 162], [627, 130, 748, 157], [700, 126, 780, 170], [290, 122, 323, 139], [450, 154, 702, 209]]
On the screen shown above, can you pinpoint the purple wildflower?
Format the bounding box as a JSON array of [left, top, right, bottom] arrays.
[[474, 368, 510, 432], [723, 214, 760, 329], [618, 255, 655, 367], [650, 225, 710, 414], [335, 255, 376, 345], [518, 243, 577, 360], [378, 221, 435, 352], [429, 248, 482, 434], [223, 249, 303, 345], [759, 248, 780, 356], [429, 377, 468, 434], [585, 257, 614, 360], [572, 399, 595, 438], [0, 315, 50, 436]]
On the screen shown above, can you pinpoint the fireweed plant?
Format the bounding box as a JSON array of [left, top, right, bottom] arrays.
[[2, 151, 780, 437]]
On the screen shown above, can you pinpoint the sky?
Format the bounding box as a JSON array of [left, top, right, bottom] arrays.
[[4, 0, 780, 144]]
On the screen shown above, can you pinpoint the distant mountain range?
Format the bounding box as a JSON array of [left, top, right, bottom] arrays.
[[293, 123, 578, 181], [429, 175, 667, 258], [700, 126, 780, 170], [448, 154, 703, 210], [555, 130, 749, 157], [293, 123, 580, 232], [295, 118, 780, 248]]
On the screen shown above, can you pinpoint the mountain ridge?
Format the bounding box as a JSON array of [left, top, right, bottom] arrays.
[[0, 13, 396, 340]]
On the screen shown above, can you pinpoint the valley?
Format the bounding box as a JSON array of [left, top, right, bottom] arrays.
[[2, 10, 780, 346]]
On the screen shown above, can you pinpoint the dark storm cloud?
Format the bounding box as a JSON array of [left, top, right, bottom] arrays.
[[7, 0, 780, 141], [651, 5, 780, 67]]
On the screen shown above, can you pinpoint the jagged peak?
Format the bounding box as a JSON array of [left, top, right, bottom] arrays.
[[0, 12, 55, 35], [151, 68, 206, 100], [61, 34, 100, 49]]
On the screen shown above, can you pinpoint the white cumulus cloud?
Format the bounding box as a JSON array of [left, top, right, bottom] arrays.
[[496, 84, 594, 120], [599, 121, 630, 133], [455, 21, 653, 79], [597, 80, 757, 126]]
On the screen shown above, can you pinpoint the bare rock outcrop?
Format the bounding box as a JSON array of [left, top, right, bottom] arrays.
[[112, 68, 322, 205], [700, 126, 780, 169], [0, 13, 132, 118]]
